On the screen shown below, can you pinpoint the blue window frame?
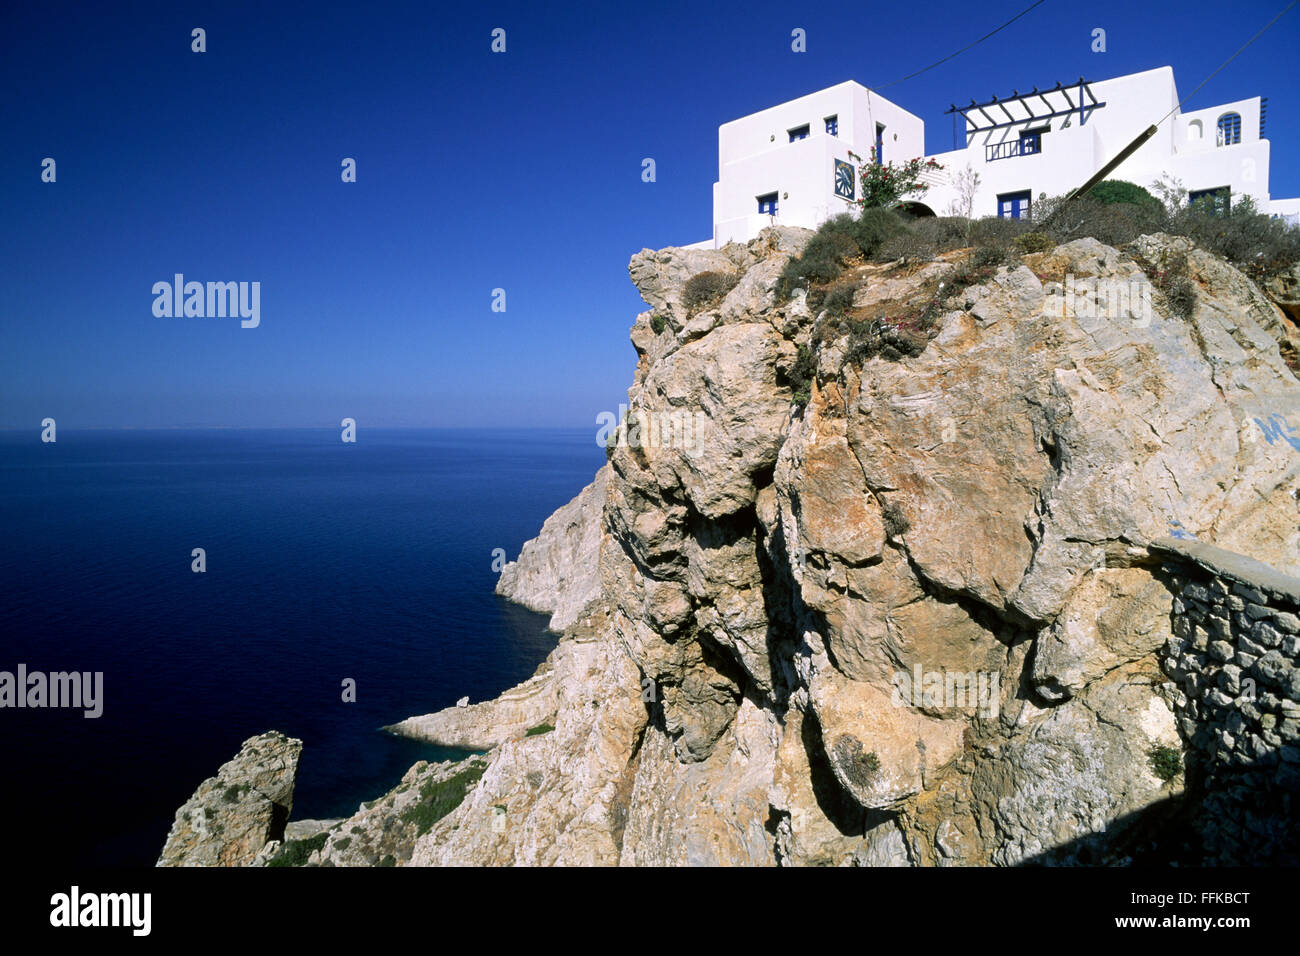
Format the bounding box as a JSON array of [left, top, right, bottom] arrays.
[[788, 125, 810, 142], [1019, 130, 1042, 154], [1216, 112, 1241, 146], [757, 192, 778, 215], [825, 115, 838, 136], [1189, 186, 1230, 216], [997, 190, 1032, 220], [875, 123, 885, 164]]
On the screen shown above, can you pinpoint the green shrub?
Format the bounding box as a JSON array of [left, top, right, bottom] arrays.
[[1013, 231, 1055, 254], [378, 854, 396, 867], [400, 763, 487, 836], [788, 345, 817, 406], [334, 836, 352, 851], [971, 244, 1011, 270], [849, 207, 909, 258], [1088, 179, 1163, 210], [1170, 196, 1300, 280], [874, 226, 931, 263], [821, 279, 861, 316], [778, 246, 844, 299], [874, 216, 972, 263], [1148, 744, 1182, 782], [525, 723, 555, 737], [969, 215, 1027, 246], [841, 315, 928, 368], [1036, 194, 1168, 247], [649, 314, 667, 334], [778, 208, 908, 298], [265, 831, 328, 868], [682, 270, 740, 312]]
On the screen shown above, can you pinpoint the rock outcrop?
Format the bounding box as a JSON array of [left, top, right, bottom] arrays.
[[172, 224, 1300, 866], [158, 731, 302, 867], [389, 227, 1299, 866], [495, 465, 610, 632]]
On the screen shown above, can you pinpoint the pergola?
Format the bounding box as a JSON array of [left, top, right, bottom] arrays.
[[945, 78, 1106, 150]]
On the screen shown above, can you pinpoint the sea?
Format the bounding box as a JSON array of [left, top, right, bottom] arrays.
[[0, 428, 606, 867]]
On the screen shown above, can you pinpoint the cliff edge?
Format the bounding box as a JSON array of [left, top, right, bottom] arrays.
[[164, 224, 1300, 866]]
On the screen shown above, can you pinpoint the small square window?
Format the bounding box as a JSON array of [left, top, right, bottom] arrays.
[[997, 190, 1032, 220], [1189, 186, 1230, 216], [1019, 130, 1042, 154], [788, 125, 810, 142], [758, 192, 779, 215], [825, 115, 838, 136]]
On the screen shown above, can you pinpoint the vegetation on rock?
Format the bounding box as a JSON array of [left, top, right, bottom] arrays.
[[1148, 745, 1183, 783], [265, 831, 327, 868], [682, 270, 740, 313], [400, 762, 487, 837]]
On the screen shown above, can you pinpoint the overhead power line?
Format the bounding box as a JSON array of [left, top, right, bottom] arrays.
[[1153, 0, 1297, 129], [871, 0, 1049, 92]]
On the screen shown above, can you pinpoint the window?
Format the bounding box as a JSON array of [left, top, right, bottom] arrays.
[[788, 125, 810, 142], [997, 190, 1032, 220], [875, 123, 885, 164], [1187, 119, 1203, 141], [1189, 186, 1230, 216], [1216, 112, 1241, 146], [986, 132, 1044, 162], [825, 115, 838, 136], [757, 192, 778, 215]]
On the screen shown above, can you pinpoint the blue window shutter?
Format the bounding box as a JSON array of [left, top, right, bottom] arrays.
[[997, 190, 1032, 219]]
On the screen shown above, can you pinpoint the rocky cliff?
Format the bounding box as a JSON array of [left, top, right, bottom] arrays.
[[163, 225, 1300, 866], [158, 732, 302, 867]]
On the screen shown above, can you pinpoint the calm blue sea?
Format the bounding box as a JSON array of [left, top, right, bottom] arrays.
[[0, 428, 605, 867]]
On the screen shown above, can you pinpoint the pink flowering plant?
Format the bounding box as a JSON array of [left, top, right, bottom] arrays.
[[854, 149, 944, 210]]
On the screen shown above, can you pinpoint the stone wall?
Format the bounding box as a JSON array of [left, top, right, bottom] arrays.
[[1150, 536, 1300, 864]]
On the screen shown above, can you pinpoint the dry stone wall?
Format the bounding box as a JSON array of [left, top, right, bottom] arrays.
[[1152, 536, 1300, 864]]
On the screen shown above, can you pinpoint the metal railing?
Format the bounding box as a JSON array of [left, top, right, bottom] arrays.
[[985, 138, 1039, 162]]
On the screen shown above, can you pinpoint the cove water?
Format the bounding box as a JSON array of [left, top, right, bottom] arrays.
[[0, 428, 604, 866]]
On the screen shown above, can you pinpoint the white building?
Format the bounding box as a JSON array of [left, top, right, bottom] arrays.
[[692, 66, 1300, 248]]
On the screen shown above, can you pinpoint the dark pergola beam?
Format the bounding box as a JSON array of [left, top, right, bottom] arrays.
[[956, 101, 1106, 136], [946, 78, 1106, 131]]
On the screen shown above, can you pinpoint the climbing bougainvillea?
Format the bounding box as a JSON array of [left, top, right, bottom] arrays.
[[855, 149, 944, 210]]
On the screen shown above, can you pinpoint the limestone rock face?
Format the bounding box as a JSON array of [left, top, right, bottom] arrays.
[[1263, 262, 1300, 326], [389, 228, 1300, 866], [186, 226, 1300, 866], [157, 731, 302, 867], [495, 465, 610, 632]]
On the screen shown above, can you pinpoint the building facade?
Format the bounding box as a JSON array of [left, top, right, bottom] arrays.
[[692, 66, 1300, 248]]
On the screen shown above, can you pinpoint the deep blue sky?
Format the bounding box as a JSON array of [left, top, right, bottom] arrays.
[[3, 0, 1297, 428]]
